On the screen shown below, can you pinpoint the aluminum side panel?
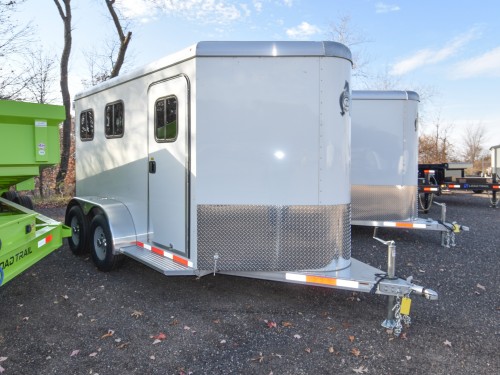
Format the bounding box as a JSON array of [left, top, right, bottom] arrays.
[[197, 204, 351, 272], [351, 185, 417, 221]]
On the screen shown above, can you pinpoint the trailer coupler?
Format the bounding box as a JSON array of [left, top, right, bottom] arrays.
[[410, 284, 438, 300]]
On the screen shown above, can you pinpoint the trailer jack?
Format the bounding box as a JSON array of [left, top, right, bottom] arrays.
[[373, 228, 437, 335]]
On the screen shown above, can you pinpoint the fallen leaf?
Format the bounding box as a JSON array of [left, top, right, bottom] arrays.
[[22, 317, 29, 322], [152, 332, 167, 344], [131, 310, 144, 319], [220, 339, 226, 344], [328, 347, 335, 353], [101, 330, 115, 339], [115, 338, 122, 343], [350, 348, 361, 357], [77, 313, 83, 318], [117, 342, 129, 349], [400, 332, 408, 340], [70, 350, 80, 357], [266, 321, 277, 328], [213, 319, 220, 324], [184, 326, 191, 330], [443, 340, 452, 347], [348, 335, 355, 343], [352, 365, 368, 373], [281, 321, 293, 328], [327, 326, 336, 332], [0, 365, 4, 373], [0, 358, 6, 362], [170, 320, 179, 326], [294, 334, 301, 339], [342, 321, 351, 329], [304, 348, 311, 353], [89, 352, 98, 357], [406, 356, 412, 361], [251, 352, 264, 363], [150, 355, 155, 360], [476, 283, 486, 291]]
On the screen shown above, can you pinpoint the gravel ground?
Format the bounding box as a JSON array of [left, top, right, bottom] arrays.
[[0, 191, 498, 374]]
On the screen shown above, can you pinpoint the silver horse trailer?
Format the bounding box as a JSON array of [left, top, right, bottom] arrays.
[[351, 91, 467, 247], [66, 42, 436, 333]]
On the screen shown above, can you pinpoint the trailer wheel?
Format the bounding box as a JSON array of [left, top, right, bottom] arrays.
[[89, 214, 123, 271], [1, 191, 18, 201], [13, 195, 34, 210], [66, 206, 89, 255]]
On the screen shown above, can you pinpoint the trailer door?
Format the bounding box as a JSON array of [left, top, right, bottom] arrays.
[[147, 76, 189, 256]]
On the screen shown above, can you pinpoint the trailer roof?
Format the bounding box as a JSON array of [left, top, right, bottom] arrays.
[[352, 90, 420, 101], [75, 41, 352, 100]]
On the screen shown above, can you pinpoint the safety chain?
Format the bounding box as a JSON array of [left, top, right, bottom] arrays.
[[418, 192, 434, 212], [443, 231, 456, 248], [392, 295, 412, 337]]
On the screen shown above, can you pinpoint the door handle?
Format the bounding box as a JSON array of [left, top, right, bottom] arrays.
[[149, 160, 156, 174]]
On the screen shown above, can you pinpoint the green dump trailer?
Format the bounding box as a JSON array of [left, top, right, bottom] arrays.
[[0, 100, 71, 287]]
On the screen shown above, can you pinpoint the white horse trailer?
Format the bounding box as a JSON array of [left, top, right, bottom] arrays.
[[66, 42, 436, 332], [351, 91, 467, 247]]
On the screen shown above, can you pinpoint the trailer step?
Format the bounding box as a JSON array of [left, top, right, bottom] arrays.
[[119, 245, 196, 275]]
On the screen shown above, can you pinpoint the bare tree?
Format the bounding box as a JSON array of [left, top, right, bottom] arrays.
[[329, 15, 370, 81], [82, 1, 132, 87], [53, 0, 72, 187], [419, 116, 456, 164], [24, 49, 58, 104], [106, 0, 132, 78], [461, 123, 486, 164], [0, 0, 33, 99]]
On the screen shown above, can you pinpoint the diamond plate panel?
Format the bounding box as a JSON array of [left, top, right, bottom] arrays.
[[197, 204, 351, 272], [351, 185, 418, 221]]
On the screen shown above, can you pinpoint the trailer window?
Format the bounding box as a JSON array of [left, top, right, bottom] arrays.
[[105, 101, 124, 138], [80, 109, 94, 141], [155, 96, 177, 142]]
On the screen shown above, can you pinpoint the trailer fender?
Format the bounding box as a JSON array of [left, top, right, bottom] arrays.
[[66, 197, 137, 253]]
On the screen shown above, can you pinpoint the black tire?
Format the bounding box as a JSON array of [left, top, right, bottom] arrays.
[[1, 191, 18, 201], [472, 190, 484, 194], [89, 214, 123, 271], [13, 195, 34, 210], [65, 205, 89, 255]]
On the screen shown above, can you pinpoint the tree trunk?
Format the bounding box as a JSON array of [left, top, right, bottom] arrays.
[[54, 0, 72, 188], [106, 0, 132, 78]]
